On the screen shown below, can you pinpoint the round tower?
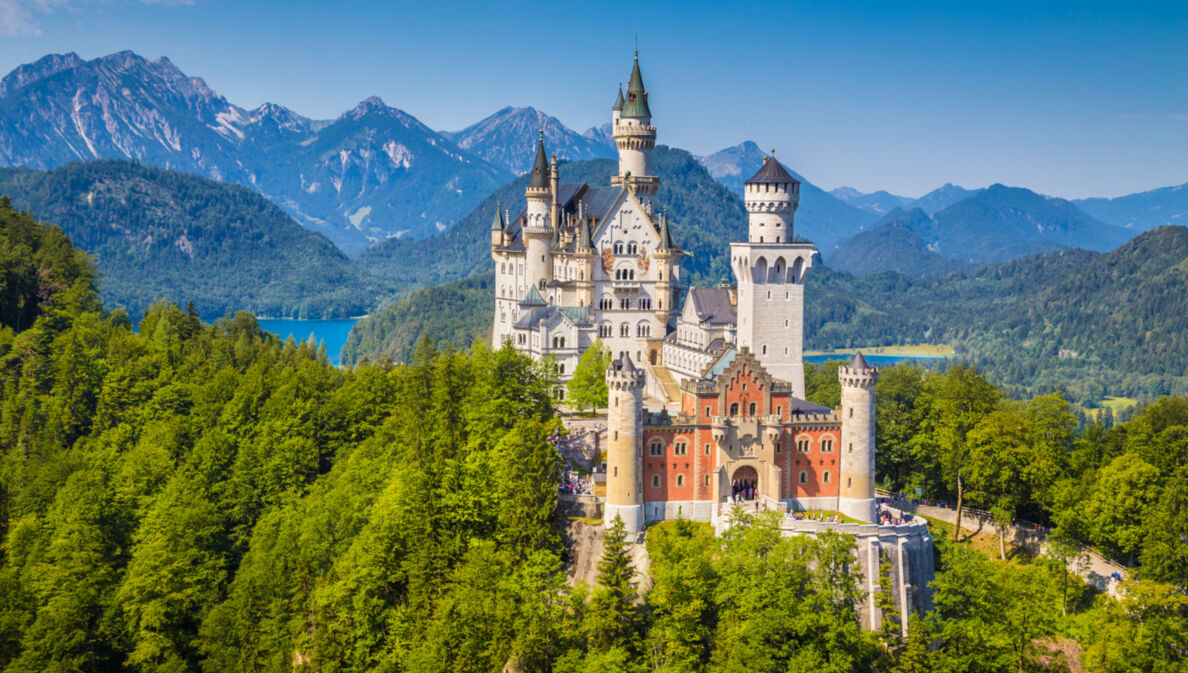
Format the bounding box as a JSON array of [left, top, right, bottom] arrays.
[[745, 153, 800, 243], [611, 51, 659, 198], [838, 352, 878, 523], [605, 354, 645, 533], [523, 131, 554, 293]]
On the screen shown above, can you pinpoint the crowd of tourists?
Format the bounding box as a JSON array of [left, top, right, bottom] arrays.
[[559, 469, 594, 495], [785, 511, 842, 523], [731, 478, 757, 501], [876, 503, 915, 526]]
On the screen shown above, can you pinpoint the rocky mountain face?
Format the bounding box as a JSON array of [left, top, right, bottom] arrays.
[[444, 106, 615, 176], [0, 51, 510, 254], [695, 140, 880, 250], [1075, 182, 1188, 232]]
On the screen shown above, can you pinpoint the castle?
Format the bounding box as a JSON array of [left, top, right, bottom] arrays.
[[493, 53, 934, 632]]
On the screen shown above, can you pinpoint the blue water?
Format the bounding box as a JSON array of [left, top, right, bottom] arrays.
[[804, 353, 946, 366], [257, 318, 359, 366]]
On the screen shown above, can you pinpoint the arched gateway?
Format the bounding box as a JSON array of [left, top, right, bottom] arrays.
[[731, 465, 759, 501]]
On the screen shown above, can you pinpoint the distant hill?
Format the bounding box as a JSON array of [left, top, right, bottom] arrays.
[[341, 272, 495, 365], [829, 186, 912, 215], [347, 226, 1188, 402], [695, 140, 879, 249], [0, 51, 510, 253], [905, 183, 982, 214], [444, 106, 616, 176], [826, 209, 979, 276], [1075, 182, 1188, 232], [357, 145, 748, 295], [0, 160, 389, 319]]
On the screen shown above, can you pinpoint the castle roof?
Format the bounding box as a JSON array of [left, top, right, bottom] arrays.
[[613, 84, 624, 111], [490, 202, 504, 231], [849, 351, 872, 370], [745, 155, 799, 186], [528, 131, 549, 190], [614, 353, 638, 373], [520, 286, 547, 307], [513, 304, 591, 330], [687, 287, 736, 326], [622, 54, 651, 118]]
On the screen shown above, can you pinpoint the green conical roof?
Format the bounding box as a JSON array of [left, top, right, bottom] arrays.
[[528, 130, 549, 190], [657, 211, 676, 251], [613, 84, 624, 111], [490, 201, 504, 231], [577, 216, 594, 251], [521, 286, 547, 307], [622, 53, 651, 118]]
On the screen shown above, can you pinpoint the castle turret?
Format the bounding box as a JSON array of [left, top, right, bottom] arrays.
[[489, 200, 505, 247], [605, 354, 645, 533], [730, 153, 815, 396], [838, 352, 878, 523], [745, 153, 800, 244], [611, 51, 659, 198], [523, 131, 554, 294], [653, 210, 680, 329]]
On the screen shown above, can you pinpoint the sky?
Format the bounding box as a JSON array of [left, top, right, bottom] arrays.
[[0, 0, 1184, 199]]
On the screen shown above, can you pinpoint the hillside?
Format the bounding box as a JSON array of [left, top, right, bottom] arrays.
[[356, 145, 749, 294], [0, 160, 388, 319], [341, 272, 495, 365], [829, 186, 911, 214], [0, 51, 510, 252], [905, 183, 983, 214], [825, 209, 980, 276]]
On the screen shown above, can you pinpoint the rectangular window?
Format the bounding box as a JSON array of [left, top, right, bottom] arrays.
[[705, 443, 711, 455]]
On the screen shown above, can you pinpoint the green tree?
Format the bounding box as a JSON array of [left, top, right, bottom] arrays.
[[1140, 467, 1188, 590], [1083, 454, 1162, 563], [913, 365, 1000, 540], [1084, 580, 1188, 673], [644, 518, 719, 672], [567, 339, 611, 411], [967, 404, 1033, 559], [586, 515, 641, 653], [874, 364, 924, 492]]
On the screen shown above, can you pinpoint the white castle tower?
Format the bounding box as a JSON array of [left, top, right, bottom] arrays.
[[605, 354, 645, 533], [610, 50, 659, 199], [838, 352, 878, 523], [730, 154, 816, 397], [523, 131, 554, 294]]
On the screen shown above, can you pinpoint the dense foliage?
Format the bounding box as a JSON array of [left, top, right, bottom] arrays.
[[2, 226, 1185, 672], [0, 161, 390, 320], [806, 359, 1188, 585]]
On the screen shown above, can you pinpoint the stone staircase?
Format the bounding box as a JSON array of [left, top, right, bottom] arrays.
[[646, 363, 682, 405]]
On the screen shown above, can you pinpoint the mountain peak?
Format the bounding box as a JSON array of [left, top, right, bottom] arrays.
[[0, 52, 83, 98]]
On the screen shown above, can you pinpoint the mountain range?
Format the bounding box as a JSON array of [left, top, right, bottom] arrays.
[[0, 51, 510, 253], [829, 186, 911, 214], [825, 185, 1132, 275]]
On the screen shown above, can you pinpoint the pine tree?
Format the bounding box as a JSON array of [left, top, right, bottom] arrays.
[[586, 515, 640, 652]]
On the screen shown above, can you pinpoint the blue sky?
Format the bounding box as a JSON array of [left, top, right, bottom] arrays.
[[0, 0, 1184, 199]]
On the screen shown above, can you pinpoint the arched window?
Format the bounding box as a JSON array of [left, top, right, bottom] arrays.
[[614, 242, 624, 255], [821, 439, 834, 453], [637, 323, 650, 337], [599, 322, 612, 338], [748, 402, 756, 416], [649, 440, 664, 456], [620, 323, 630, 337], [628, 242, 638, 255], [600, 296, 613, 310], [676, 474, 685, 487], [620, 297, 630, 310], [729, 402, 739, 416], [639, 297, 651, 310], [754, 257, 768, 284], [774, 257, 786, 283], [799, 471, 808, 484], [651, 474, 661, 488], [823, 471, 831, 484]]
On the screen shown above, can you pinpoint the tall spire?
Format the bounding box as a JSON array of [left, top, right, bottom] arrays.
[[490, 200, 504, 231], [613, 83, 624, 111], [622, 50, 651, 118], [528, 129, 549, 190], [657, 209, 676, 251]]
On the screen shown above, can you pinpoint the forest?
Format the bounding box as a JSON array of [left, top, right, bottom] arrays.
[[2, 197, 1187, 671]]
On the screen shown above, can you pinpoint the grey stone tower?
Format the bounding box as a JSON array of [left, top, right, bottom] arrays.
[[605, 354, 645, 533]]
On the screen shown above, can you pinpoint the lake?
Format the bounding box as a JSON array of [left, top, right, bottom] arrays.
[[257, 318, 359, 366]]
